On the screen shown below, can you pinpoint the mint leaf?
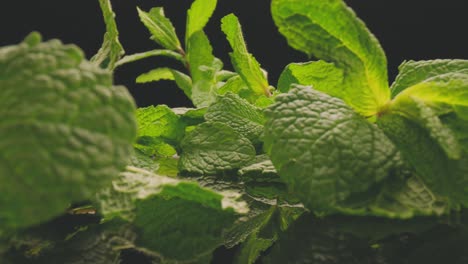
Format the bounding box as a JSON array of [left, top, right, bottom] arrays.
[[218, 75, 249, 95], [179, 122, 256, 175], [271, 0, 390, 116], [264, 85, 400, 212], [231, 206, 303, 264], [386, 72, 468, 161], [391, 59, 468, 97], [221, 14, 271, 97], [92, 0, 124, 69], [185, 0, 218, 42], [187, 31, 221, 107], [137, 7, 182, 52], [205, 93, 265, 142], [277, 61, 344, 93], [238, 155, 279, 183], [134, 105, 185, 156], [371, 174, 449, 218], [97, 167, 248, 262], [0, 34, 136, 230], [334, 170, 449, 219], [136, 67, 174, 83], [171, 70, 193, 99], [378, 113, 468, 208], [172, 107, 207, 126]]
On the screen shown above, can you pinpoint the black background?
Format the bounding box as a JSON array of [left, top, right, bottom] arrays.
[[1, 0, 467, 108]]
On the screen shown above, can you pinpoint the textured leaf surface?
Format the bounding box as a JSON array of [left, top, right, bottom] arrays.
[[221, 14, 271, 97], [92, 0, 124, 69], [334, 171, 449, 219], [271, 0, 390, 116], [264, 86, 400, 211], [205, 93, 265, 142], [378, 114, 468, 208], [238, 155, 279, 183], [179, 122, 256, 175], [0, 34, 136, 230], [391, 59, 468, 97], [277, 61, 344, 93], [137, 7, 181, 51], [97, 167, 247, 262]]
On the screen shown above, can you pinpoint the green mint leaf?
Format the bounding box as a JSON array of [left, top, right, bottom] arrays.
[[0, 34, 136, 230], [134, 105, 185, 156], [371, 174, 449, 218], [264, 85, 400, 212], [205, 93, 265, 142], [221, 14, 271, 97], [137, 7, 182, 52], [271, 0, 390, 116], [115, 49, 184, 68], [391, 59, 468, 97], [136, 67, 175, 83], [218, 75, 249, 95], [171, 70, 193, 99], [185, 0, 218, 43], [130, 150, 159, 173], [378, 114, 468, 208], [92, 0, 125, 69], [172, 107, 207, 126], [187, 31, 221, 107], [97, 166, 248, 262], [444, 113, 468, 153], [277, 60, 344, 93], [388, 73, 468, 159], [238, 155, 279, 183], [179, 122, 256, 175], [333, 169, 449, 219]]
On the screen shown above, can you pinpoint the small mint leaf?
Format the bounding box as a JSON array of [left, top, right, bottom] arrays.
[[137, 7, 182, 51]]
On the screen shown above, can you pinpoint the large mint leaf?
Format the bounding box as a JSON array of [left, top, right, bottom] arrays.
[[221, 14, 271, 97], [205, 93, 265, 142], [97, 166, 248, 262], [334, 170, 450, 219], [0, 33, 136, 230], [185, 0, 218, 42], [378, 113, 468, 208], [271, 0, 390, 116], [391, 59, 468, 97], [92, 0, 124, 69], [137, 7, 182, 52], [277, 61, 344, 93], [264, 85, 400, 212], [179, 122, 256, 174]]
